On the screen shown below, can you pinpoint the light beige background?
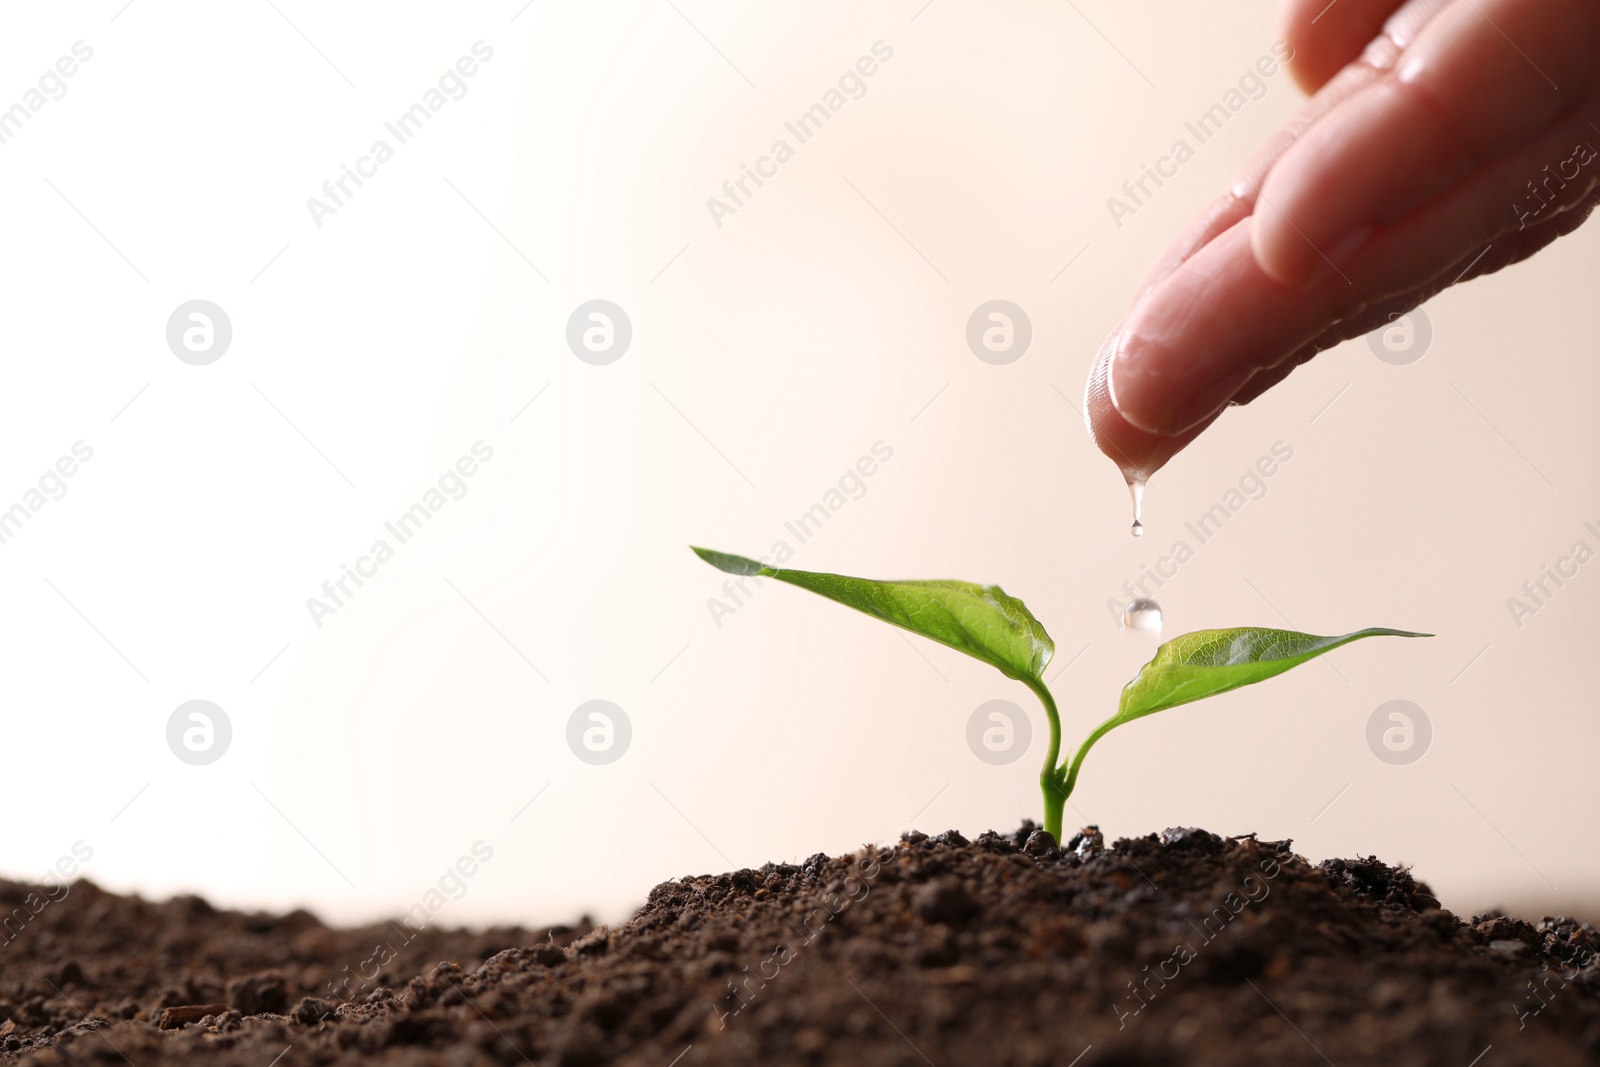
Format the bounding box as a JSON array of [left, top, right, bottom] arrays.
[[0, 0, 1593, 929]]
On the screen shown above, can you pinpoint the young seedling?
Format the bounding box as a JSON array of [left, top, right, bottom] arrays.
[[693, 547, 1428, 842]]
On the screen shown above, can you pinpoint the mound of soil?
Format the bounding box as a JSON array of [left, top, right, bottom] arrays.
[[2, 825, 1598, 1066]]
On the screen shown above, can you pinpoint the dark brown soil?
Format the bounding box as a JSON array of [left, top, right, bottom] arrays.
[[3, 826, 1598, 1066]]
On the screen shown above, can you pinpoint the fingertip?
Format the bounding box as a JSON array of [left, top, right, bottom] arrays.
[[1280, 0, 1403, 94], [1102, 312, 1248, 440], [1249, 206, 1369, 289], [1248, 210, 1298, 289], [1279, 3, 1331, 96], [1086, 331, 1216, 482], [1250, 155, 1317, 286]]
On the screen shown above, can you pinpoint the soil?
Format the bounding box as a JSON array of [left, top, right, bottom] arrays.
[[3, 825, 1598, 1066]]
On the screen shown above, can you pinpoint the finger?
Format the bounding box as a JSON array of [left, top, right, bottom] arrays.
[[1111, 104, 1600, 435], [1129, 38, 1389, 303], [1280, 0, 1406, 94], [1127, 0, 1443, 304], [1315, 96, 1600, 315], [1228, 182, 1600, 407], [1253, 0, 1600, 287], [1084, 324, 1218, 483], [1108, 219, 1275, 436], [1088, 0, 1462, 464]]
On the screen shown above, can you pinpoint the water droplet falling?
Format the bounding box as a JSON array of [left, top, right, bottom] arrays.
[[1128, 477, 1146, 538], [1122, 598, 1163, 634]]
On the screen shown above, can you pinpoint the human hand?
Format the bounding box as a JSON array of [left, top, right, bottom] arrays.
[[1087, 0, 1600, 485]]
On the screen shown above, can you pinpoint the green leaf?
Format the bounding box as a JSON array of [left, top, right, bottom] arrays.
[[1057, 625, 1431, 801], [1118, 626, 1431, 721], [691, 547, 1054, 682]]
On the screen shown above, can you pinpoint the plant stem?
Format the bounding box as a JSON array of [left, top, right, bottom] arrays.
[[1024, 678, 1068, 843], [1041, 775, 1067, 843], [1060, 716, 1119, 802], [1019, 682, 1125, 845]]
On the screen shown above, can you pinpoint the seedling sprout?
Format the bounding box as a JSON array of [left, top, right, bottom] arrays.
[[693, 547, 1428, 842]]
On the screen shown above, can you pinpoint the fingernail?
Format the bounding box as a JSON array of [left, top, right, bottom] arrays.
[[1300, 225, 1372, 290], [1108, 330, 1255, 436], [1105, 332, 1152, 431]]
